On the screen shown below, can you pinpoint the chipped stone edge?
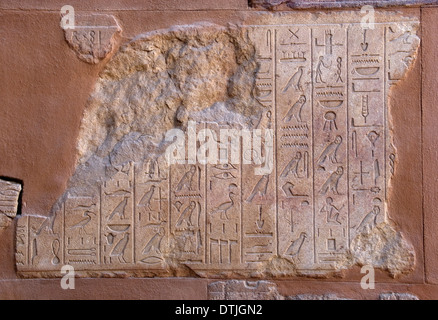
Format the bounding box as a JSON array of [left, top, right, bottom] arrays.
[[0, 179, 22, 230], [63, 14, 123, 64], [208, 280, 420, 300]]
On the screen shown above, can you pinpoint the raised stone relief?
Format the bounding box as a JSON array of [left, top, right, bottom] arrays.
[[0, 179, 21, 229], [208, 280, 418, 300], [17, 12, 420, 278], [379, 292, 419, 300], [63, 14, 122, 64], [208, 280, 349, 300], [208, 280, 283, 300]]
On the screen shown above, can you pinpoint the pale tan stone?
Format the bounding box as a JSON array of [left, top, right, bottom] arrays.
[[0, 179, 21, 229], [208, 280, 283, 300], [347, 222, 416, 277], [379, 292, 419, 300], [287, 293, 349, 300], [63, 14, 122, 64], [208, 279, 348, 300], [17, 11, 420, 278]]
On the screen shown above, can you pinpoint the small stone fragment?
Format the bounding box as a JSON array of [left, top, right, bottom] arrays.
[[208, 280, 349, 300], [63, 14, 122, 64], [208, 280, 283, 300], [348, 223, 416, 277], [287, 294, 349, 300], [379, 292, 419, 300], [0, 179, 22, 229]]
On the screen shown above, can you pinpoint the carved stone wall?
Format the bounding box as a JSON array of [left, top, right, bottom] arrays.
[[2, 1, 437, 300], [15, 12, 419, 279]]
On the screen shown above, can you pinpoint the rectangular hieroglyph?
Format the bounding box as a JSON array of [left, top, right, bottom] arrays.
[[16, 19, 418, 277]]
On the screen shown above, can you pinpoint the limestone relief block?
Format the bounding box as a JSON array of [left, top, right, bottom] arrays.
[[63, 14, 122, 64], [207, 280, 418, 300], [0, 179, 21, 229], [17, 11, 420, 278], [379, 292, 419, 300], [208, 280, 348, 300], [208, 280, 283, 300]]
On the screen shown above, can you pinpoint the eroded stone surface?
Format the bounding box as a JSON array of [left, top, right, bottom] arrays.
[[287, 293, 349, 300], [209, 280, 283, 300], [379, 292, 419, 300], [348, 222, 415, 277], [17, 12, 420, 278], [63, 14, 122, 64], [208, 280, 348, 300], [250, 0, 437, 9], [208, 280, 419, 300], [0, 179, 21, 229]]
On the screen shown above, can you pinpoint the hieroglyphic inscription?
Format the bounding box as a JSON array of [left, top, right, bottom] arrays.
[[16, 20, 419, 277], [63, 14, 121, 64], [0, 179, 21, 229]]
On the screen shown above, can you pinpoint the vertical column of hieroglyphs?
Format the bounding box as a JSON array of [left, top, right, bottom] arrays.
[[15, 216, 29, 268], [312, 26, 349, 267], [63, 194, 100, 267], [134, 157, 169, 267], [100, 165, 134, 266], [16, 209, 64, 270], [347, 25, 385, 243], [170, 134, 206, 265], [242, 27, 277, 266], [205, 123, 242, 267], [275, 26, 314, 269]]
